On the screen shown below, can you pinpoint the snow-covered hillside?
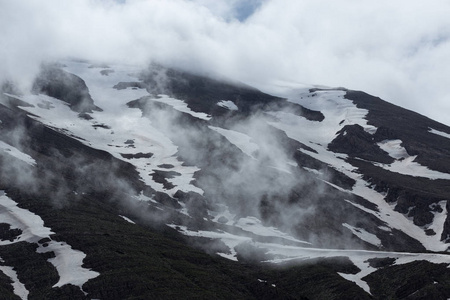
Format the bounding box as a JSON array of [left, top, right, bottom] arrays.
[[1, 60, 450, 299]]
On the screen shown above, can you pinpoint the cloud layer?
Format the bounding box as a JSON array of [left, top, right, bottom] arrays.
[[1, 0, 450, 125]]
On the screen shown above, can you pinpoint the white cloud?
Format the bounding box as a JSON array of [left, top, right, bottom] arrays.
[[189, 0, 264, 21], [1, 0, 450, 125]]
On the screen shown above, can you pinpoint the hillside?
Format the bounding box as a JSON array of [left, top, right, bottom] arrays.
[[1, 60, 450, 299]]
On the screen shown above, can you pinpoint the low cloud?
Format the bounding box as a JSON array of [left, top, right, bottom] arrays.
[[1, 0, 450, 124]]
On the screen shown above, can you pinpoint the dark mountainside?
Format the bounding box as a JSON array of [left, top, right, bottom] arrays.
[[0, 61, 450, 299]]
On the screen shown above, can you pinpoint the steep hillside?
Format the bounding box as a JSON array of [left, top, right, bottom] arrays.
[[1, 60, 450, 299]]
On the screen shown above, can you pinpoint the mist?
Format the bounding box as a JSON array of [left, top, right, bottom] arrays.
[[0, 0, 448, 258], [124, 66, 372, 251], [1, 0, 450, 125]]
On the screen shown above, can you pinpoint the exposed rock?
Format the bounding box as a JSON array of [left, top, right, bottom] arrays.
[[328, 124, 394, 164], [32, 65, 102, 113]]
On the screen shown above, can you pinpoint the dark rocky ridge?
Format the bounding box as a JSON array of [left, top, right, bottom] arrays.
[[328, 124, 394, 164], [346, 90, 450, 174]]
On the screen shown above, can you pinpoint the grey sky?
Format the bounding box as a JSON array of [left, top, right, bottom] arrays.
[[1, 0, 450, 125]]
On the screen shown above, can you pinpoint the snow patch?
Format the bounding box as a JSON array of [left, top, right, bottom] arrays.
[[426, 201, 447, 241], [208, 126, 259, 158], [0, 192, 99, 291], [120, 215, 136, 224], [150, 95, 211, 121], [378, 139, 409, 160], [0, 141, 36, 166], [342, 223, 382, 247], [321, 179, 352, 193], [429, 128, 450, 139], [350, 176, 450, 252], [234, 216, 310, 245], [37, 242, 97, 289], [132, 191, 158, 204], [217, 100, 238, 111], [378, 226, 392, 232], [211, 205, 236, 226], [0, 263, 29, 299], [338, 257, 373, 295], [265, 244, 450, 294], [377, 139, 450, 180], [167, 224, 251, 260]]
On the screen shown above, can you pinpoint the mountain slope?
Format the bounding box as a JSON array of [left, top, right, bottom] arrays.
[[1, 60, 450, 299]]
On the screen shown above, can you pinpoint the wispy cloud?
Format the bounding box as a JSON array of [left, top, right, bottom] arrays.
[[1, 0, 450, 124]]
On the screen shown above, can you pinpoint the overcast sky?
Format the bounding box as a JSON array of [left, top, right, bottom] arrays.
[[1, 0, 450, 125]]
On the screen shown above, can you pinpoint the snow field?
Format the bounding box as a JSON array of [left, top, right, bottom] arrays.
[[265, 88, 450, 252], [0, 192, 99, 293], [15, 61, 203, 196], [0, 263, 29, 299]]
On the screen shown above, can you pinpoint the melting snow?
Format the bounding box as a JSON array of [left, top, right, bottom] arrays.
[[427, 201, 448, 240], [0, 191, 99, 291], [37, 242, 98, 288], [0, 141, 36, 166], [15, 61, 203, 196], [132, 191, 158, 204], [234, 216, 310, 245], [217, 100, 238, 111], [173, 88, 450, 289], [377, 139, 450, 180], [119, 215, 136, 224], [266, 244, 450, 294], [208, 126, 259, 158], [150, 95, 211, 121], [338, 257, 373, 295], [342, 223, 382, 247], [165, 87, 450, 297], [210, 205, 236, 225], [349, 176, 450, 252], [259, 88, 450, 252], [377, 157, 450, 180], [10, 63, 450, 295], [429, 128, 450, 139], [0, 262, 29, 299], [378, 139, 409, 160], [167, 225, 251, 261], [378, 226, 392, 232], [169, 221, 312, 262]]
